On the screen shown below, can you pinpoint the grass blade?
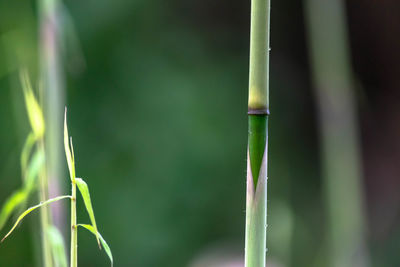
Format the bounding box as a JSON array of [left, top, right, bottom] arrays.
[[0, 190, 28, 231], [75, 178, 100, 247], [20, 70, 45, 138], [24, 149, 45, 192], [20, 132, 36, 177], [64, 108, 75, 181], [1, 195, 71, 242], [47, 226, 68, 267], [0, 151, 44, 231], [70, 137, 75, 166], [78, 224, 113, 267]]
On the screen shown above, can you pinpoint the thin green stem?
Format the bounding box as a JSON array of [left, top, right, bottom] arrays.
[[70, 180, 77, 267], [245, 0, 271, 266]]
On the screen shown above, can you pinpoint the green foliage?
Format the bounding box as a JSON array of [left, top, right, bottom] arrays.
[[20, 132, 36, 177], [47, 226, 68, 267], [24, 150, 45, 193], [64, 108, 75, 182], [1, 195, 71, 242], [20, 71, 45, 139], [0, 190, 27, 231], [64, 109, 112, 266], [78, 224, 113, 267], [75, 178, 100, 247], [1, 75, 111, 266], [0, 73, 45, 232]]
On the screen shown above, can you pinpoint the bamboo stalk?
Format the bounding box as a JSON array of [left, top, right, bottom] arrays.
[[304, 0, 370, 266], [245, 0, 271, 266]]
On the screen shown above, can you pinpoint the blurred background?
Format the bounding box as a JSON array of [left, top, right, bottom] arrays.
[[0, 0, 399, 266]]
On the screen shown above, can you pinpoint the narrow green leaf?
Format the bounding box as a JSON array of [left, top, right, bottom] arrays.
[[1, 195, 71, 242], [20, 70, 45, 138], [24, 149, 45, 192], [78, 224, 113, 267], [64, 108, 75, 181], [0, 134, 44, 232], [70, 137, 75, 166], [47, 226, 68, 267], [75, 178, 100, 247], [20, 132, 36, 177], [0, 190, 27, 231]]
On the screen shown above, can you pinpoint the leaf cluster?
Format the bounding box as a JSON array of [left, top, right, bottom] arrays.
[[0, 71, 45, 232], [0, 72, 113, 266]]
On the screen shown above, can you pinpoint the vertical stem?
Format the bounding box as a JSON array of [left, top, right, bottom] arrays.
[[70, 180, 77, 267], [39, 0, 65, 234], [245, 0, 271, 266], [38, 140, 53, 267], [38, 0, 65, 265], [305, 0, 370, 266]]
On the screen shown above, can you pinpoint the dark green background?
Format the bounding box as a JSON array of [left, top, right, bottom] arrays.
[[1, 0, 399, 266]]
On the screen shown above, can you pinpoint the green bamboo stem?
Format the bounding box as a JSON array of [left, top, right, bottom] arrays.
[[305, 0, 369, 266], [245, 0, 270, 266], [70, 180, 77, 267]]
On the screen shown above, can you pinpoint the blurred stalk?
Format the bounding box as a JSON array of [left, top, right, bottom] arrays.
[[39, 0, 65, 205], [304, 0, 370, 266], [38, 139, 53, 267], [39, 0, 65, 266], [245, 0, 270, 266]]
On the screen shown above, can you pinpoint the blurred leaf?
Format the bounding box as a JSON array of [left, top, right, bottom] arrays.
[[78, 224, 113, 267], [64, 108, 75, 181], [20, 70, 45, 138], [47, 225, 68, 267], [20, 132, 35, 177], [0, 150, 43, 232], [1, 195, 71, 242], [75, 178, 100, 247], [0, 190, 27, 231], [24, 149, 45, 192]]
